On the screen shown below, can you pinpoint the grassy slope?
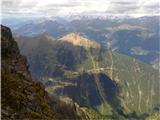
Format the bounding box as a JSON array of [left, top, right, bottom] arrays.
[[77, 49, 159, 114], [16, 34, 160, 118]]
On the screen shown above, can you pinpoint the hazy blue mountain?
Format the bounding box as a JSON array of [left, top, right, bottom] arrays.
[[12, 16, 160, 67]]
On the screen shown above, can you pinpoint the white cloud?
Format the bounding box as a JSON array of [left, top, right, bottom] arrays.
[[1, 0, 160, 18]]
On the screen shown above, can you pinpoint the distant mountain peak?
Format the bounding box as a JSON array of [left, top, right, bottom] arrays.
[[33, 32, 56, 41], [113, 24, 147, 31], [59, 33, 100, 48]]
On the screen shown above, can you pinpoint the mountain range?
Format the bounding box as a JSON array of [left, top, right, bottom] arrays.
[[2, 15, 160, 119], [8, 16, 160, 69], [15, 31, 160, 119]]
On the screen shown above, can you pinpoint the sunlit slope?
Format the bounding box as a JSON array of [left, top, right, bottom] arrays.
[[59, 33, 100, 48]]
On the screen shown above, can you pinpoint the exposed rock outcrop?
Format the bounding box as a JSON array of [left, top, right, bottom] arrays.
[[1, 25, 32, 81], [1, 25, 56, 119], [59, 33, 100, 48]]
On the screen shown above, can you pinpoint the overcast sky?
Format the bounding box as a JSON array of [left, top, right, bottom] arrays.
[[1, 0, 160, 18]]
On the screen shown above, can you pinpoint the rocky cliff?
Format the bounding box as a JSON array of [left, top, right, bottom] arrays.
[[1, 25, 89, 120], [1, 25, 32, 81]]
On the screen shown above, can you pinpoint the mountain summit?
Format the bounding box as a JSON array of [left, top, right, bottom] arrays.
[[59, 33, 100, 48]]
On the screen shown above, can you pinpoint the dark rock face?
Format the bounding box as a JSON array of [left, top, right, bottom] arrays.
[[99, 73, 119, 102], [60, 73, 102, 107], [1, 25, 55, 119], [55, 72, 120, 110], [1, 25, 32, 81]]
